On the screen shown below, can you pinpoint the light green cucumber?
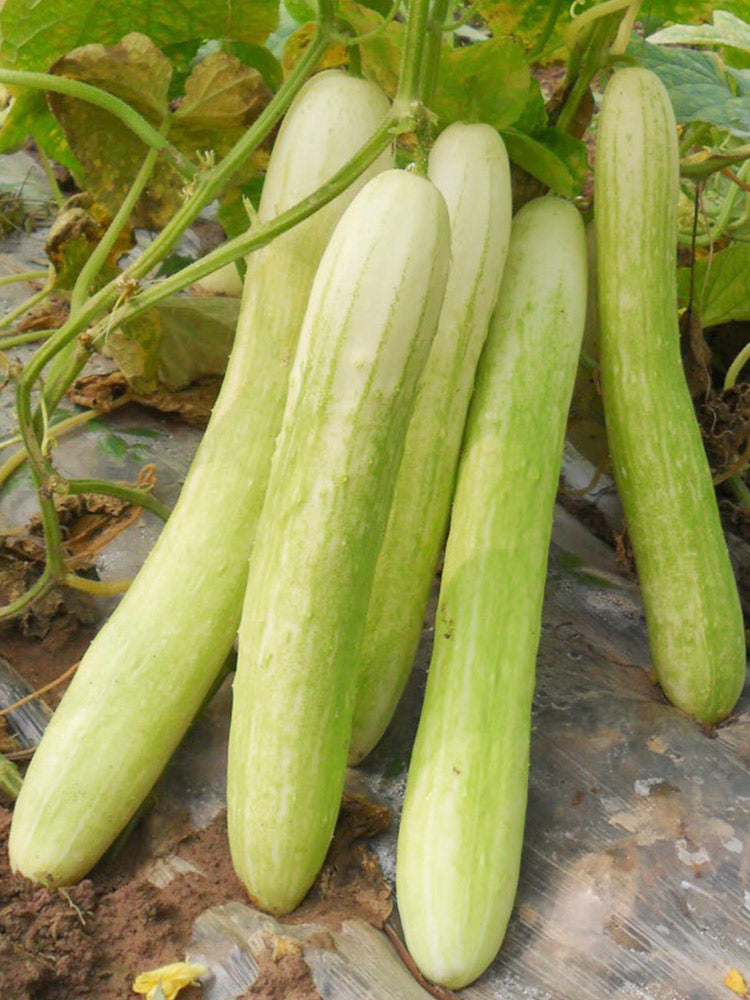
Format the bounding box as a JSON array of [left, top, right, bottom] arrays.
[[397, 196, 587, 990], [595, 67, 746, 724], [348, 122, 512, 764], [9, 70, 392, 886], [227, 169, 451, 916]]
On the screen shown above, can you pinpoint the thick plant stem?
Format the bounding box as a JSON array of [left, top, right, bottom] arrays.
[[0, 69, 194, 178], [419, 0, 449, 108], [396, 0, 433, 105]]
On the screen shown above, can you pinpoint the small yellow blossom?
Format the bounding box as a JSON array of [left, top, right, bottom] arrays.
[[724, 968, 748, 997], [132, 961, 208, 1000]]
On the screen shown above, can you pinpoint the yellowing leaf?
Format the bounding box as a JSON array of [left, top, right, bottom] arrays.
[[724, 968, 749, 996], [280, 23, 348, 76], [132, 961, 208, 1000]]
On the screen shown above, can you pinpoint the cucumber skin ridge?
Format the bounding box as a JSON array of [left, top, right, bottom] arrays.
[[348, 122, 512, 764], [396, 196, 588, 990], [8, 71, 393, 887], [227, 169, 451, 916], [595, 67, 746, 724]]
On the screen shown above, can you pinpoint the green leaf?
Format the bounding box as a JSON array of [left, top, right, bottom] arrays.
[[335, 0, 404, 96], [432, 37, 530, 130], [98, 433, 129, 460], [283, 0, 316, 23], [473, 1, 572, 58], [0, 90, 84, 180], [218, 178, 263, 239], [678, 242, 750, 327], [648, 9, 750, 49], [107, 296, 240, 392], [628, 37, 750, 137], [501, 126, 588, 198], [0, 0, 278, 72]]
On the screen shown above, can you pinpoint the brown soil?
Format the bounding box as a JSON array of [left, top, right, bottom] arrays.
[[0, 806, 246, 1000], [0, 784, 392, 1000]]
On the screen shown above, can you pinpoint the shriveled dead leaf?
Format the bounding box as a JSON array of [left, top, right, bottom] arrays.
[[15, 296, 69, 332], [47, 34, 177, 229], [46, 35, 272, 229], [43, 195, 134, 292], [172, 52, 273, 159], [70, 371, 221, 427]]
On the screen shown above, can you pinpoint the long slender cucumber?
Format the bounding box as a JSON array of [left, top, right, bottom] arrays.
[[596, 67, 746, 723], [349, 122, 512, 764], [397, 196, 587, 990], [227, 169, 451, 916]]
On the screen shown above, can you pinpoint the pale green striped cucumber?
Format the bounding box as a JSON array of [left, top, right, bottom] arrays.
[[227, 169, 451, 915], [348, 122, 512, 764], [595, 67, 745, 723], [9, 70, 392, 886], [397, 196, 587, 990]]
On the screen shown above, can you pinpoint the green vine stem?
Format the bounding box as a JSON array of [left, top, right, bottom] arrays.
[[338, 0, 402, 45], [0, 69, 195, 179], [0, 564, 55, 621], [395, 0, 433, 107], [38, 127, 166, 425], [18, 114, 399, 396], [0, 328, 55, 352], [71, 128, 166, 317], [441, 0, 480, 32], [528, 0, 567, 60], [0, 267, 55, 332], [681, 142, 750, 179], [0, 270, 48, 288], [0, 395, 131, 478], [728, 474, 750, 510], [0, 754, 22, 800], [61, 477, 171, 522], [678, 161, 750, 248], [93, 118, 401, 329], [725, 340, 750, 390], [61, 573, 131, 596], [419, 0, 449, 109]]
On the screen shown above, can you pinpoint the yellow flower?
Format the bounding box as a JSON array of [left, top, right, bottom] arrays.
[[724, 968, 749, 997], [132, 961, 208, 1000]]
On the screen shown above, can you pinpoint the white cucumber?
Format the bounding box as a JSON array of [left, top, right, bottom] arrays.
[[397, 196, 587, 990], [10, 71, 392, 886], [227, 169, 451, 916], [596, 67, 745, 723], [349, 122, 512, 764]]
